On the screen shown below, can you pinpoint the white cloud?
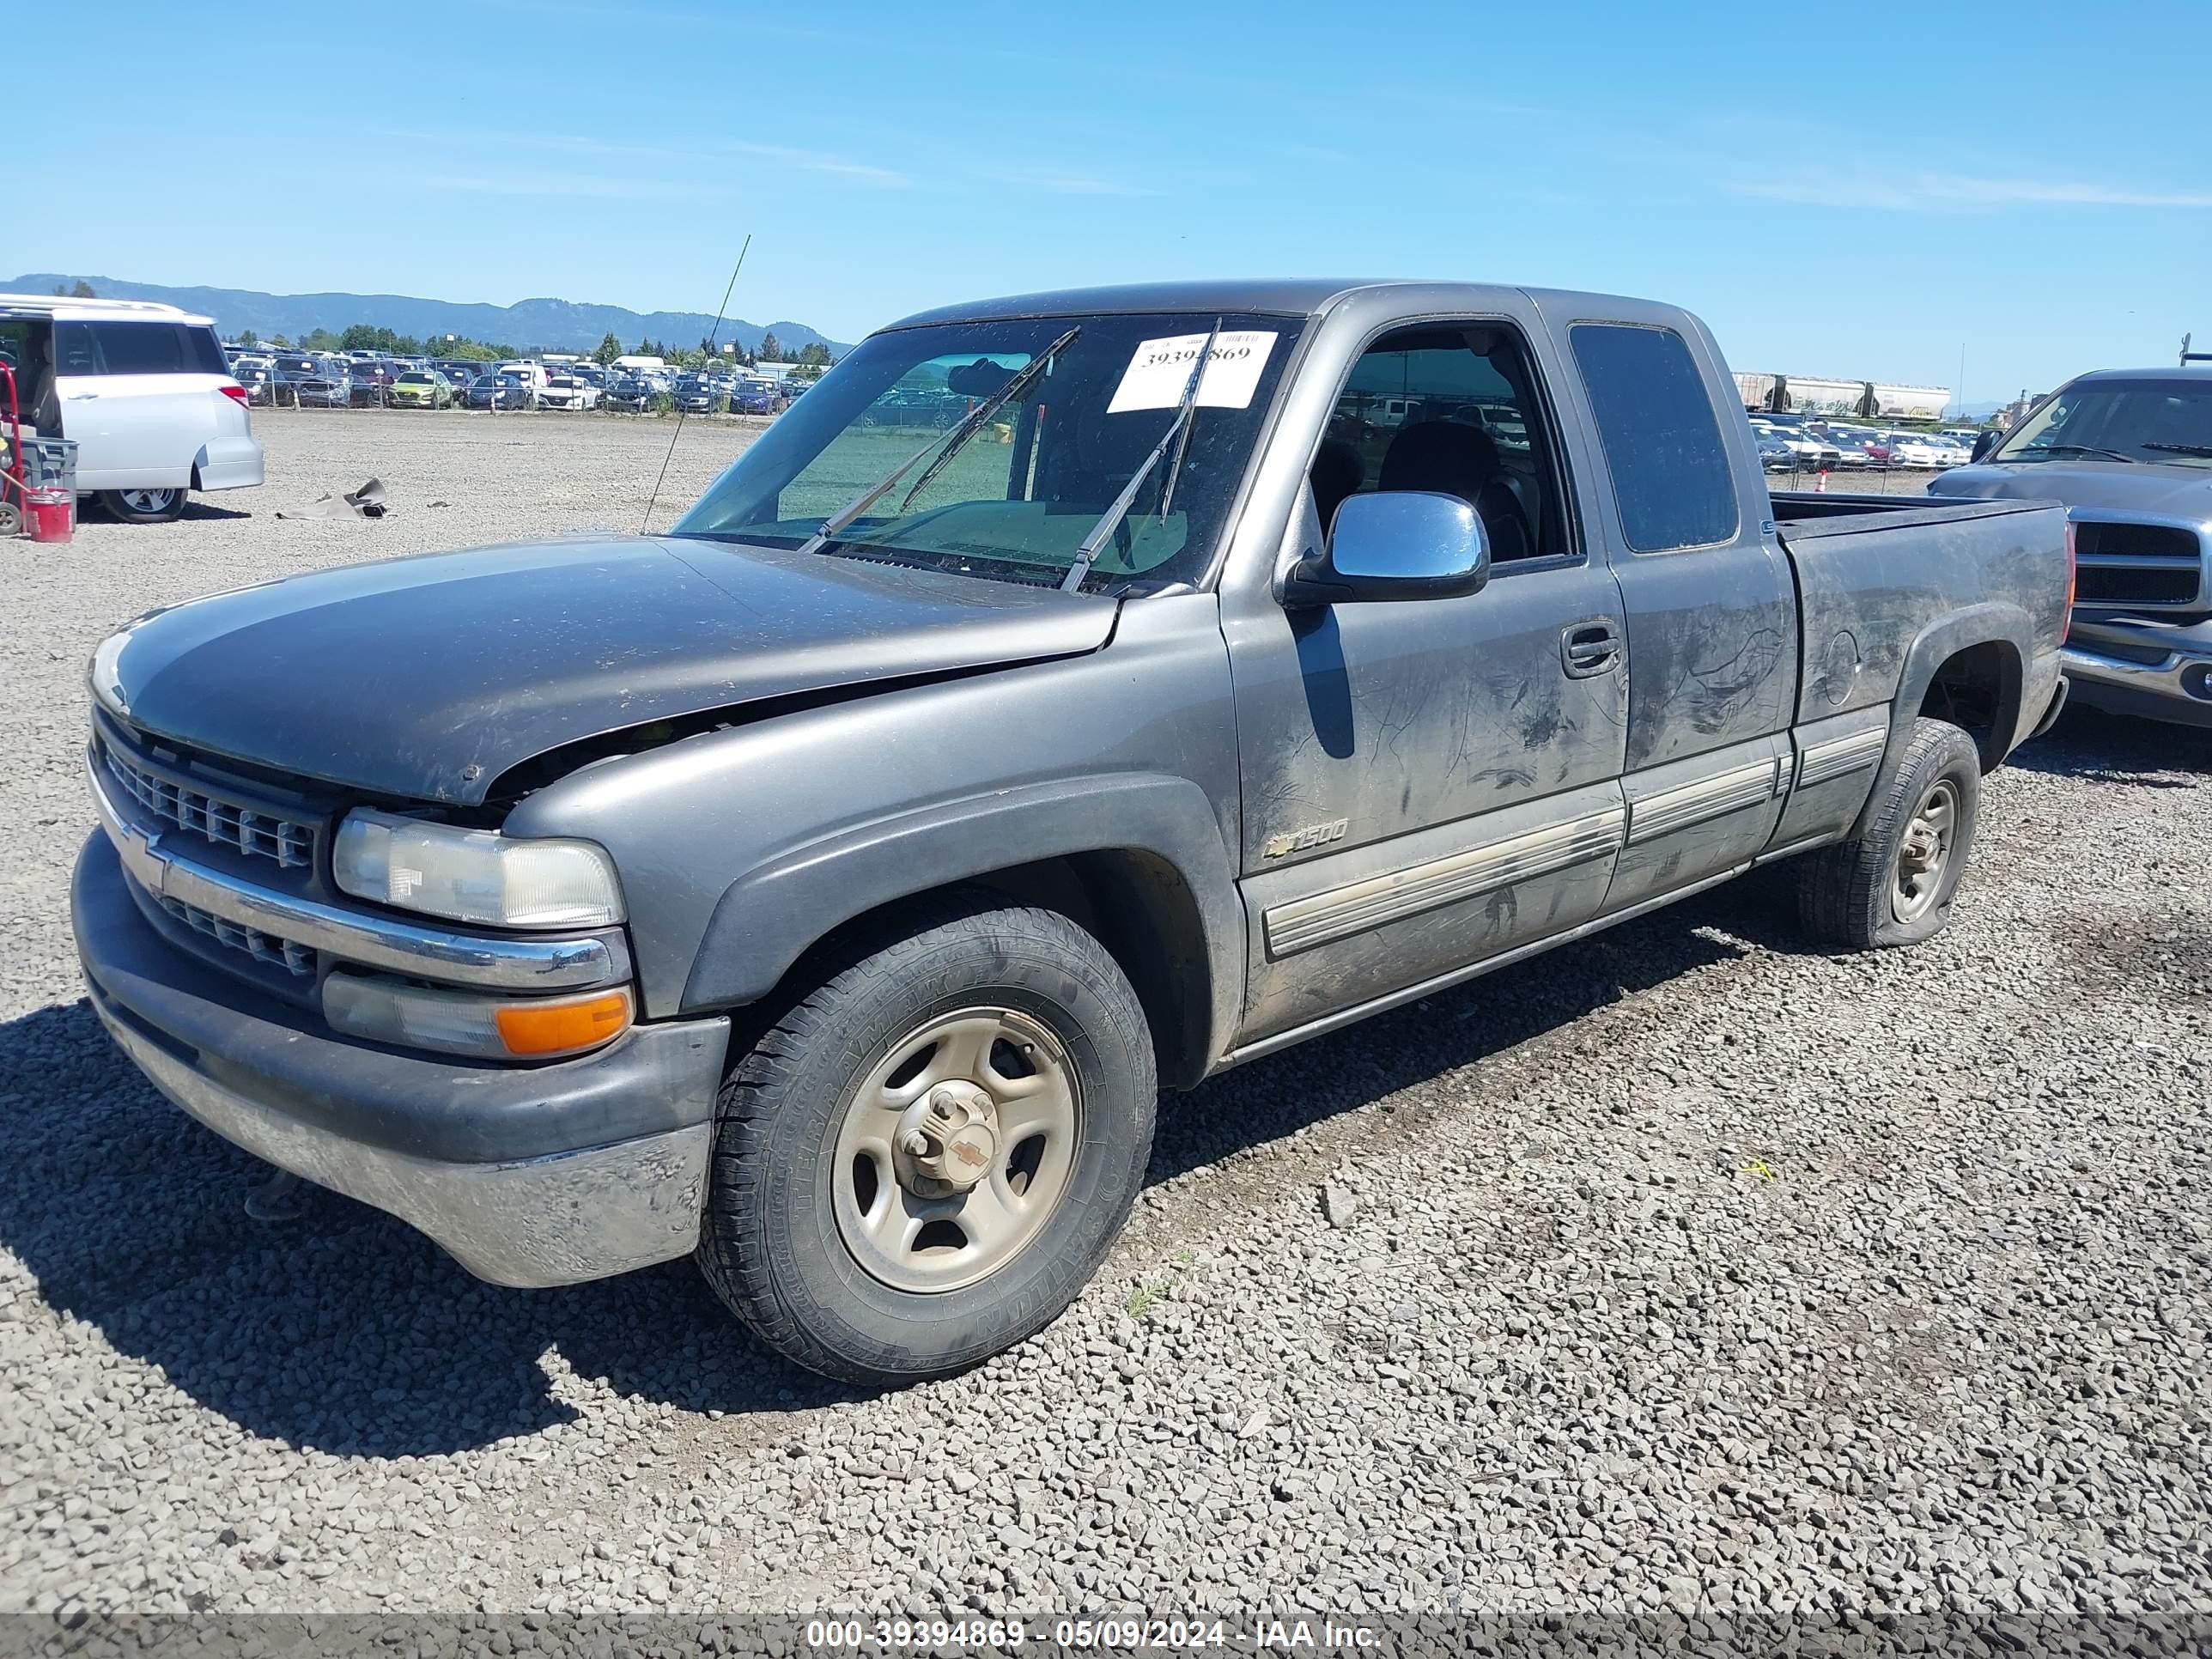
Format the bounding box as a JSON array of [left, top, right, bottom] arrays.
[[975, 166, 1159, 198], [417, 170, 702, 201], [1729, 171, 2212, 211], [720, 142, 911, 188], [374, 127, 910, 189]]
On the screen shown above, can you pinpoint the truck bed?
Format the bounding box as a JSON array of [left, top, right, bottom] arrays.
[[1767, 492, 2071, 744], [1768, 491, 2061, 536]]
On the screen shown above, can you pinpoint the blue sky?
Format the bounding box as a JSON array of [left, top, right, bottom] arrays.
[[21, 0, 2211, 403]]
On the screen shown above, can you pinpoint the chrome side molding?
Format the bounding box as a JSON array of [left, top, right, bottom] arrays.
[[1625, 756, 1785, 846], [1796, 724, 1887, 789], [1264, 806, 1625, 957]]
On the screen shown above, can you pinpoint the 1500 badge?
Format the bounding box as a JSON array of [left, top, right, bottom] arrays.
[[1263, 818, 1349, 859]]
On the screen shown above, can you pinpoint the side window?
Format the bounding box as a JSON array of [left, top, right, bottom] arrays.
[[181, 325, 228, 374], [1568, 323, 1739, 553], [1312, 322, 1569, 564], [55, 322, 100, 375], [88, 322, 190, 375]]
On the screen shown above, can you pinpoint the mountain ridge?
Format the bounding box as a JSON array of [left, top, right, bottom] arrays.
[[8, 274, 852, 357]]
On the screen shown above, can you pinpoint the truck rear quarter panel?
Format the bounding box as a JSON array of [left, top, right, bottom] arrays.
[[1778, 500, 2068, 744]]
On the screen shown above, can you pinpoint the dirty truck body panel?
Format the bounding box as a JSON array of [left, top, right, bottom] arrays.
[[101, 536, 1120, 805], [73, 276, 2072, 1301]]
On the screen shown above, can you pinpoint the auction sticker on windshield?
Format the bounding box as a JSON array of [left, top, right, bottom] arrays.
[[1109, 331, 1279, 413]]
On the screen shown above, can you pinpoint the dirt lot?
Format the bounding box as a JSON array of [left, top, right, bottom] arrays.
[[3, 410, 2207, 1627]]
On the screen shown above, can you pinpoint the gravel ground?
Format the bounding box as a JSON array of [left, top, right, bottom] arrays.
[[2, 411, 2207, 1630]]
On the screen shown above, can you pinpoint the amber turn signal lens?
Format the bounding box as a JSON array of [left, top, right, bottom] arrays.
[[495, 989, 634, 1057]]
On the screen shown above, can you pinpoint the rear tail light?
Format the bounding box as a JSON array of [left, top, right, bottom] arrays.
[[218, 382, 250, 406]]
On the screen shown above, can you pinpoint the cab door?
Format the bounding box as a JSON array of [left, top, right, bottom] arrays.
[[1222, 307, 1630, 1048], [1541, 308, 1798, 911]]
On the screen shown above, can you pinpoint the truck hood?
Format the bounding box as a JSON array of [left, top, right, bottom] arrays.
[[98, 535, 1118, 805], [1933, 461, 2212, 520]]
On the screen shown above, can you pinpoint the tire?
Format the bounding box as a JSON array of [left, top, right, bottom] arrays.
[[1798, 716, 1981, 950], [696, 897, 1157, 1386], [100, 488, 186, 524]]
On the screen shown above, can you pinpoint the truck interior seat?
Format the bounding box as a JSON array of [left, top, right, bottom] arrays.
[[1377, 421, 1533, 562], [1310, 438, 1363, 533]]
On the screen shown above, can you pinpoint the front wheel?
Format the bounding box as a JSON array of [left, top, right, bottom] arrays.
[[696, 899, 1157, 1386], [100, 488, 186, 523], [1798, 716, 1981, 950]]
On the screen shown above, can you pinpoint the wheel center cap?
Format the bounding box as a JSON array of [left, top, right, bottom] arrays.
[[895, 1082, 1000, 1195]]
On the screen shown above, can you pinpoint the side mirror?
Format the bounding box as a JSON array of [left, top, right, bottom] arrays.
[[1972, 430, 2001, 463], [1281, 490, 1491, 607]]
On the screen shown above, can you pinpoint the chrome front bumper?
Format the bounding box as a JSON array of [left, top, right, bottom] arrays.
[[92, 988, 714, 1287], [75, 823, 731, 1290], [2062, 617, 2212, 729]]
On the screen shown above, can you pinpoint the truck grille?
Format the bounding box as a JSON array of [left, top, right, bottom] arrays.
[[157, 895, 318, 978], [103, 742, 319, 870], [2072, 520, 2206, 611]]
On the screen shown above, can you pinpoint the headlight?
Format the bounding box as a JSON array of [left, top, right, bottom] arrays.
[[332, 810, 625, 929]]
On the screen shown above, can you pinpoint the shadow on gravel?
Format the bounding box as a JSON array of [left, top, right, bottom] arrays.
[[1149, 894, 1762, 1186], [0, 1000, 859, 1460], [82, 502, 255, 526], [2010, 705, 2211, 787], [3, 884, 1775, 1455]]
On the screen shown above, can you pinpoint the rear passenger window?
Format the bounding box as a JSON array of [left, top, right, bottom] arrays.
[[181, 326, 228, 374], [1569, 323, 1739, 553], [71, 323, 227, 375], [92, 323, 188, 374]]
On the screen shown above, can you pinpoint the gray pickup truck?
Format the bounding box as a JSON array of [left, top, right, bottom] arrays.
[[73, 280, 2072, 1385], [1936, 364, 2212, 728]]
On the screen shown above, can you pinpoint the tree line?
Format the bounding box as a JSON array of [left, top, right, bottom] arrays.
[[48, 286, 836, 374]]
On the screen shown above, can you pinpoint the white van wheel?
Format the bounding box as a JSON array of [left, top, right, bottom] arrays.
[[101, 489, 186, 524]]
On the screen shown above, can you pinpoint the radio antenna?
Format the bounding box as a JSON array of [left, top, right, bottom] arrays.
[[641, 232, 751, 534]]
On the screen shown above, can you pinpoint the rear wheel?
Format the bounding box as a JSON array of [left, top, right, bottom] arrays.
[[696, 898, 1157, 1386], [1798, 716, 1981, 950], [100, 488, 186, 524]]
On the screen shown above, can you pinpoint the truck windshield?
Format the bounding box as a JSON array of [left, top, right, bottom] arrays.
[[1995, 381, 2212, 466], [672, 312, 1304, 591]]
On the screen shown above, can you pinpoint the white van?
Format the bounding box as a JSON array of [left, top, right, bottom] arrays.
[[0, 295, 264, 522]]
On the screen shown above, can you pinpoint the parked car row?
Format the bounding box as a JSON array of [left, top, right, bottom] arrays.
[[219, 345, 815, 415], [1747, 412, 1982, 472]]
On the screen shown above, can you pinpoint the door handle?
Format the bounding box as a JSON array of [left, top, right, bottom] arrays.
[[67, 392, 99, 400], [1561, 621, 1622, 678]]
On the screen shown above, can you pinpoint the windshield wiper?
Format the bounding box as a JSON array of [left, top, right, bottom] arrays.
[[2142, 441, 2212, 457], [2014, 443, 2136, 463], [1060, 318, 1221, 593], [793, 325, 1080, 558]]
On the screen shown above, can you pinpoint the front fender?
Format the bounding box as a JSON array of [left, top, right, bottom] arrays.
[[682, 771, 1243, 1048], [502, 592, 1247, 1062]]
